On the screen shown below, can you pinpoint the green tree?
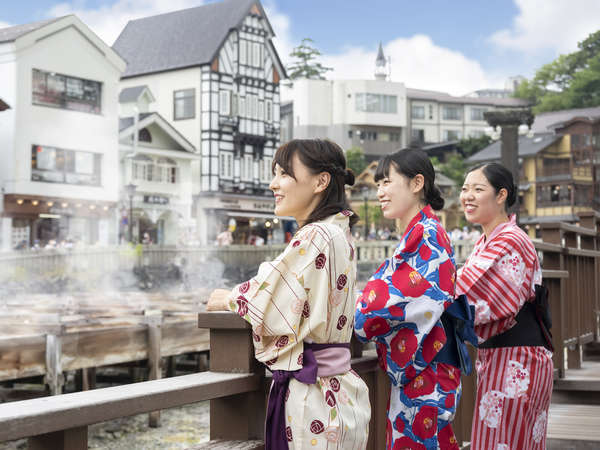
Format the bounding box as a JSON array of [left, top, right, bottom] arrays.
[[513, 30, 600, 113], [286, 38, 332, 81], [434, 136, 493, 187], [345, 146, 368, 176]]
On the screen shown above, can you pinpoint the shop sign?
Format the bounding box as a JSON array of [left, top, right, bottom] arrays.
[[144, 195, 169, 205]]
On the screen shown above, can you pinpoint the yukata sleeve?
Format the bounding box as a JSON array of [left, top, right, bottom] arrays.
[[458, 233, 533, 334], [227, 223, 335, 369], [354, 223, 456, 383]]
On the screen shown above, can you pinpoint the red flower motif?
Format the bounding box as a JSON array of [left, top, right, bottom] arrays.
[[329, 377, 340, 392], [421, 325, 447, 363], [315, 253, 327, 269], [297, 353, 303, 366], [390, 328, 418, 367], [363, 316, 390, 340], [404, 367, 436, 399], [359, 279, 390, 312], [349, 245, 355, 261], [252, 332, 261, 342], [436, 225, 453, 255], [438, 259, 456, 295], [239, 281, 250, 294], [438, 423, 460, 450], [302, 301, 310, 318], [340, 210, 352, 216], [292, 240, 301, 247], [438, 363, 461, 392], [336, 315, 347, 330], [236, 296, 248, 316], [404, 224, 424, 254], [325, 390, 336, 407], [387, 304, 405, 319], [276, 336, 289, 348], [386, 419, 393, 450], [413, 405, 438, 440], [310, 420, 324, 434], [394, 415, 405, 433], [376, 342, 388, 371], [419, 243, 432, 261], [286, 426, 293, 442], [391, 264, 431, 298], [336, 274, 347, 290], [405, 365, 416, 380], [266, 357, 278, 366], [393, 436, 426, 450]]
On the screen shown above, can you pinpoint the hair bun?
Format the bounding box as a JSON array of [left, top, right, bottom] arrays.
[[344, 168, 355, 186]]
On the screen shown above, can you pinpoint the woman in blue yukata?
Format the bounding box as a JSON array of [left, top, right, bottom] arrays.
[[355, 148, 475, 450]]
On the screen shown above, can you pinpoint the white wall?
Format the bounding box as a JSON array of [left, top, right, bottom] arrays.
[[0, 42, 19, 192]]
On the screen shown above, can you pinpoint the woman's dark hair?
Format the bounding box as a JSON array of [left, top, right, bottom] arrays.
[[374, 148, 445, 210], [272, 139, 358, 227], [467, 162, 517, 210]]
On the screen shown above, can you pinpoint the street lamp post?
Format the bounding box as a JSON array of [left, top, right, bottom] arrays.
[[125, 183, 137, 243], [363, 187, 369, 240]]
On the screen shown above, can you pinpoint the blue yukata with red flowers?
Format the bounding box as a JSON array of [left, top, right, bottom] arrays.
[[354, 205, 461, 450]]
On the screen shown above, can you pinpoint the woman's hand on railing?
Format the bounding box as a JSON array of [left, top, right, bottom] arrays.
[[207, 289, 231, 311]]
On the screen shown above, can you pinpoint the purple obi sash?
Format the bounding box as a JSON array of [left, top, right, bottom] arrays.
[[265, 342, 351, 450]]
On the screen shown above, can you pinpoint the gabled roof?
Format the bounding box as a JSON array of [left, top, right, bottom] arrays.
[[531, 106, 600, 133], [119, 85, 155, 103], [113, 0, 283, 78], [407, 87, 529, 107], [0, 17, 64, 43], [467, 133, 561, 164], [119, 112, 196, 154]]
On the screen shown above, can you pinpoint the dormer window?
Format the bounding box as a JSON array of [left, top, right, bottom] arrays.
[[138, 128, 152, 143]]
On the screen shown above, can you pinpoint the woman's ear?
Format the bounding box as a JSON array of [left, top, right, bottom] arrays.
[[314, 172, 331, 193], [496, 187, 508, 205], [411, 174, 425, 194]]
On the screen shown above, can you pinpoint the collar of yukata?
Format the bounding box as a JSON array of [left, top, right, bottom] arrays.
[[401, 204, 440, 240], [482, 213, 517, 244], [322, 210, 353, 230]]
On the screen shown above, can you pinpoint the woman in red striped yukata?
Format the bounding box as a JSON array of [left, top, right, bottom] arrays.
[[207, 139, 370, 450], [457, 163, 553, 450]]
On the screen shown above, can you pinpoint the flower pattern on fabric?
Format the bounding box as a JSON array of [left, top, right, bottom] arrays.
[[354, 205, 460, 449], [532, 410, 547, 443], [498, 252, 526, 286], [503, 360, 530, 399], [479, 390, 506, 429]]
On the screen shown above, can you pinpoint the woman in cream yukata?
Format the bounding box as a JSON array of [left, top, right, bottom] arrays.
[[208, 139, 370, 450]]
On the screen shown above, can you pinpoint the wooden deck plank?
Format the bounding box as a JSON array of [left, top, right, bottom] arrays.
[[548, 404, 600, 441]]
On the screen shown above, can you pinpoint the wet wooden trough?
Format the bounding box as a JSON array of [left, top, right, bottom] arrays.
[[0, 292, 210, 395]]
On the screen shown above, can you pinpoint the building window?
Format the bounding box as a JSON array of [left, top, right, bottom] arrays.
[[428, 105, 433, 119], [240, 40, 247, 65], [32, 69, 102, 114], [442, 105, 462, 120], [239, 97, 246, 118], [240, 150, 254, 181], [266, 100, 272, 122], [156, 158, 177, 184], [411, 129, 425, 144], [390, 132, 400, 142], [355, 93, 397, 113], [173, 89, 195, 120], [31, 145, 101, 186], [219, 90, 231, 116], [138, 128, 152, 142], [442, 130, 461, 141], [348, 130, 353, 139], [358, 130, 377, 140], [259, 157, 272, 183], [220, 153, 233, 178], [252, 42, 262, 67], [537, 184, 571, 205], [411, 105, 425, 119], [258, 101, 264, 121], [470, 129, 485, 138], [470, 107, 487, 121]]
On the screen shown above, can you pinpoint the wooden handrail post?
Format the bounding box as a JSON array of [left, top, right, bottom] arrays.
[[146, 310, 163, 427], [198, 312, 265, 442], [28, 426, 87, 450], [44, 331, 64, 396]]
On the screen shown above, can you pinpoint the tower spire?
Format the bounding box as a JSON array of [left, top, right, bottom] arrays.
[[375, 42, 387, 81]]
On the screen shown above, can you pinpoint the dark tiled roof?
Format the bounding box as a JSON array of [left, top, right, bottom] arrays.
[[119, 85, 149, 103], [0, 98, 9, 111], [407, 88, 529, 107], [467, 133, 561, 163], [0, 17, 65, 43], [113, 0, 263, 78], [531, 107, 600, 133]]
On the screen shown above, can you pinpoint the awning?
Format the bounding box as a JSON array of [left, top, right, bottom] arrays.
[[225, 211, 294, 221]]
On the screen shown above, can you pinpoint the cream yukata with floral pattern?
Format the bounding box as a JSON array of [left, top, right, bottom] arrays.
[[226, 211, 370, 449]]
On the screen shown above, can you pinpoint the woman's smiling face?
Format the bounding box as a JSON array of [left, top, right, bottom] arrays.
[[376, 163, 422, 222], [460, 168, 505, 225]]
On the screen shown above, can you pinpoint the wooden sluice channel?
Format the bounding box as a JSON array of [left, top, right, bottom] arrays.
[[0, 291, 210, 396]]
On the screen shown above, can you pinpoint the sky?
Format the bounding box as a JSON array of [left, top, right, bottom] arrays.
[[2, 0, 600, 95]]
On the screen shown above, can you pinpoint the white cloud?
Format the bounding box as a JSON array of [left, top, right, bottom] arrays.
[[320, 35, 504, 96], [263, 1, 294, 66], [46, 0, 205, 46], [490, 0, 600, 54]]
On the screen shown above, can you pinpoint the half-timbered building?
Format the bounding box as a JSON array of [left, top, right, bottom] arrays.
[[113, 0, 286, 245]]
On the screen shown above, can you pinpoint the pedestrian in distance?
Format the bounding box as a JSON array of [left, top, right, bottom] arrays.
[[207, 138, 371, 450]]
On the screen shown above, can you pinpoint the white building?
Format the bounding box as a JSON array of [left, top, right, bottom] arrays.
[[0, 15, 126, 250], [119, 86, 198, 245], [113, 0, 287, 245], [282, 46, 529, 159]]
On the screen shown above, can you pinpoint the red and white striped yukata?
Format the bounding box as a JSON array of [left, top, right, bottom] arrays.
[[456, 215, 553, 450]]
